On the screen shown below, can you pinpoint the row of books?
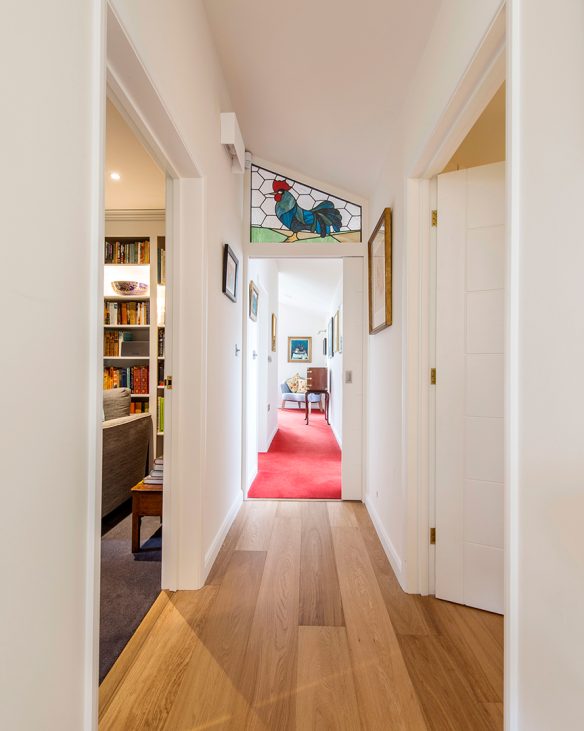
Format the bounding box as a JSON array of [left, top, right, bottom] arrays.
[[144, 457, 163, 485], [130, 401, 149, 414], [104, 301, 150, 326], [157, 248, 166, 285], [105, 239, 150, 264], [103, 366, 149, 393], [158, 328, 165, 357], [157, 396, 165, 433]]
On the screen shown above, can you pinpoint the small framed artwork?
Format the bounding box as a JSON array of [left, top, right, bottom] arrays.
[[288, 336, 312, 363], [222, 244, 239, 302], [368, 208, 392, 333], [334, 309, 340, 353], [323, 337, 327, 356], [249, 281, 259, 321], [327, 317, 334, 358], [271, 313, 277, 352]]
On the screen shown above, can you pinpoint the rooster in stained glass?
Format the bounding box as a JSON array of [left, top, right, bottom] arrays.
[[270, 179, 342, 242]]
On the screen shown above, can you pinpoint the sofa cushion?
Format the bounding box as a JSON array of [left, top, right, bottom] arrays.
[[103, 388, 131, 420], [281, 381, 292, 393], [297, 377, 307, 393]]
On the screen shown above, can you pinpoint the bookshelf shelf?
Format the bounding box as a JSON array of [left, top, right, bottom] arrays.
[[104, 228, 166, 456]]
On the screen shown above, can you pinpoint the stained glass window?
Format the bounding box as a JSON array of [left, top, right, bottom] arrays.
[[250, 164, 362, 243]]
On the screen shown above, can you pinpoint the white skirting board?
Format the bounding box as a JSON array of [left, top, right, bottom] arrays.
[[364, 495, 405, 589], [203, 491, 243, 580], [331, 422, 342, 448], [266, 424, 279, 451]]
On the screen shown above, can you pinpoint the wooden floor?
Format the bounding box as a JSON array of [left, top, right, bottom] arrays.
[[99, 501, 503, 730]]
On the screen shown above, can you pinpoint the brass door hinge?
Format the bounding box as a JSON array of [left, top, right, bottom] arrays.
[[430, 527, 436, 545], [430, 368, 437, 385], [164, 375, 173, 390], [431, 210, 438, 227]]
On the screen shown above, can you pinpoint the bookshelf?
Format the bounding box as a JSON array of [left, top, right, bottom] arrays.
[[104, 215, 166, 456]]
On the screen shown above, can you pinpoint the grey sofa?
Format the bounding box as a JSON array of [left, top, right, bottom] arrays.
[[102, 388, 152, 517], [280, 381, 323, 409]]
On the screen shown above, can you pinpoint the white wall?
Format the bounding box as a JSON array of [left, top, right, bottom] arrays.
[[365, 0, 504, 590], [278, 303, 327, 386], [0, 2, 102, 729], [327, 278, 343, 445], [109, 0, 246, 575], [246, 258, 279, 489], [508, 1, 584, 727]]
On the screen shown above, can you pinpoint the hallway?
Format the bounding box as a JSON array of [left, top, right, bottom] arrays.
[[99, 500, 503, 729]]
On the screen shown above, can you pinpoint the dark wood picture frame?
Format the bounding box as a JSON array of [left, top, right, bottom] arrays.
[[222, 243, 239, 302], [271, 313, 277, 352], [368, 208, 392, 333]]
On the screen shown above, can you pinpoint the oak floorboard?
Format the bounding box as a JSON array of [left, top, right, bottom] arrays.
[[236, 500, 278, 551], [483, 702, 504, 727], [425, 598, 502, 703], [99, 587, 218, 731], [163, 551, 267, 730], [277, 500, 303, 518], [332, 526, 427, 730], [99, 590, 173, 719], [351, 502, 432, 636], [398, 634, 499, 731], [205, 504, 247, 586], [239, 515, 301, 730], [298, 502, 344, 627], [296, 626, 361, 730], [327, 500, 359, 527]]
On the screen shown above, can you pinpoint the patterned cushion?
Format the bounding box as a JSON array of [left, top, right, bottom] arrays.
[[286, 374, 301, 393], [103, 388, 131, 420], [297, 377, 307, 394]]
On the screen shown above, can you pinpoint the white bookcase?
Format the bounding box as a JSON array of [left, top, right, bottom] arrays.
[[104, 212, 166, 456]]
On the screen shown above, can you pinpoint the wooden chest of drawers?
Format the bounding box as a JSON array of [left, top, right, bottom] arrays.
[[307, 367, 328, 390]]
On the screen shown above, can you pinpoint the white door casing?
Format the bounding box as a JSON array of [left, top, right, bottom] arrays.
[[435, 162, 505, 614]]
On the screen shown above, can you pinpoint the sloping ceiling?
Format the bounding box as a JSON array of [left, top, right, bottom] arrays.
[[203, 0, 440, 197], [105, 99, 165, 210]]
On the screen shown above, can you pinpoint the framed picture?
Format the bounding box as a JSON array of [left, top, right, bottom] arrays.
[[249, 281, 259, 321], [222, 244, 239, 302], [288, 336, 312, 363], [327, 317, 334, 358], [334, 309, 340, 353], [323, 337, 327, 356], [368, 208, 392, 333], [271, 313, 277, 352]]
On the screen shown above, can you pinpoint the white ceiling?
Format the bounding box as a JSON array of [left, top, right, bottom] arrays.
[[105, 99, 165, 210], [203, 0, 440, 197], [278, 259, 342, 314]]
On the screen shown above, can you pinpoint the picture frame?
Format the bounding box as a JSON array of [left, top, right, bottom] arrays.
[[249, 281, 259, 321], [368, 207, 392, 333], [271, 313, 277, 352], [323, 337, 327, 356], [222, 243, 239, 302], [327, 317, 334, 358], [334, 309, 340, 353], [288, 336, 312, 363]]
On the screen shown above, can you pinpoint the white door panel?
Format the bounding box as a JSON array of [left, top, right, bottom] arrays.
[[436, 162, 505, 614]]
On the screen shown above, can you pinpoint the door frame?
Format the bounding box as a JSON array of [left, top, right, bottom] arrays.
[[88, 4, 208, 725], [403, 7, 506, 599]]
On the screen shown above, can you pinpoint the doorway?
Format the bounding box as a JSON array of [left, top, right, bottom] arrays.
[[243, 256, 364, 502], [428, 83, 506, 614]]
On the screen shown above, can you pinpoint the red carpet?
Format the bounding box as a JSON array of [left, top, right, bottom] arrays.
[[248, 408, 341, 499]]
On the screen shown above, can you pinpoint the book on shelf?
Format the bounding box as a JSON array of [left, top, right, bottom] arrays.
[[104, 330, 149, 357], [157, 396, 165, 433], [105, 239, 150, 264], [158, 361, 164, 386], [130, 401, 149, 414], [103, 366, 149, 393], [158, 328, 165, 357], [104, 301, 150, 326], [157, 247, 166, 285]]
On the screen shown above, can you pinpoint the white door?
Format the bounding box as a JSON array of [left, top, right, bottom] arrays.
[[435, 162, 505, 614]]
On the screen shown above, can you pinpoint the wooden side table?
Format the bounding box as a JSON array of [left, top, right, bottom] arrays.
[[305, 389, 330, 425], [131, 481, 163, 553]]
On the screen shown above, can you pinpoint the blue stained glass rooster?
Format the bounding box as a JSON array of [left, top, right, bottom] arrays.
[[270, 179, 342, 242]]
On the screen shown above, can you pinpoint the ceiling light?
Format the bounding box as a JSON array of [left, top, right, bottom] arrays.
[[110, 171, 121, 181]]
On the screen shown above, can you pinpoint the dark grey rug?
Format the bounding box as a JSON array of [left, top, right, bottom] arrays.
[[99, 510, 161, 682]]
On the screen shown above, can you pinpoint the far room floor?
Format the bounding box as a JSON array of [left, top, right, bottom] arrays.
[[248, 407, 341, 499]]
